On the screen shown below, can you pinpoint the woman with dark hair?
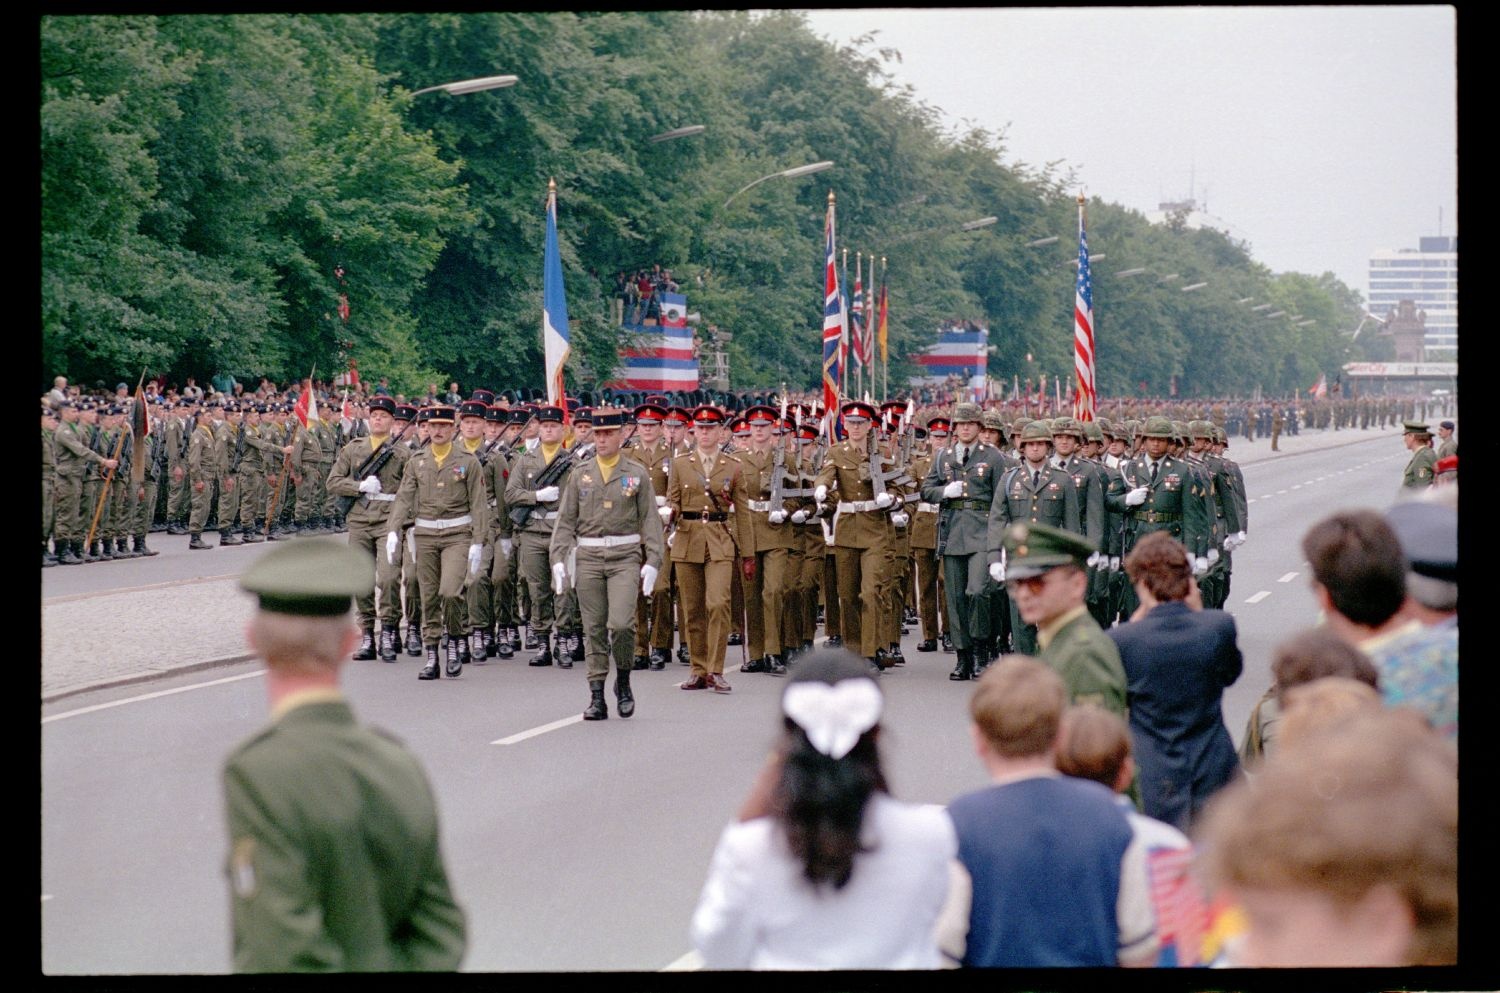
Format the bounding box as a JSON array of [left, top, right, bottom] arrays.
[[1106, 531, 1242, 831], [690, 650, 957, 969]]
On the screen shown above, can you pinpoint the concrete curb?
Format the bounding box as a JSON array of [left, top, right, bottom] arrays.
[[1233, 429, 1397, 467], [43, 653, 257, 707]]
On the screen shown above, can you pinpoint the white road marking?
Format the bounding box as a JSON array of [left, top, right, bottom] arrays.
[[1276, 489, 1288, 494], [1304, 480, 1315, 485], [42, 671, 263, 724], [1245, 591, 1273, 604], [492, 715, 582, 745], [1291, 484, 1302, 490], [1247, 499, 1256, 505], [1259, 494, 1273, 500], [661, 951, 703, 972], [1278, 572, 1299, 583]]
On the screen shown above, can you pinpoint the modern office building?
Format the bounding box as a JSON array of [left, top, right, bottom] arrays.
[[1367, 236, 1457, 353]]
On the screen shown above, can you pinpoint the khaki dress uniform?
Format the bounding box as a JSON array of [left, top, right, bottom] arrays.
[[734, 437, 803, 672], [53, 417, 108, 556], [216, 417, 243, 540], [187, 418, 218, 541], [291, 421, 324, 529], [907, 448, 946, 647], [482, 440, 516, 657], [628, 436, 676, 664], [506, 436, 575, 663], [326, 429, 412, 655], [668, 443, 753, 685], [550, 443, 665, 717], [814, 428, 899, 663]]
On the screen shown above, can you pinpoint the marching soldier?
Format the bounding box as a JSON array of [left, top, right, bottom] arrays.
[[628, 401, 678, 670], [43, 402, 59, 566], [385, 405, 489, 681], [481, 403, 516, 661], [921, 403, 1011, 680], [455, 399, 496, 661], [788, 418, 827, 660], [395, 403, 426, 654], [505, 405, 574, 668], [549, 407, 665, 720], [986, 419, 1081, 655], [327, 395, 411, 663], [1401, 420, 1438, 489], [1051, 417, 1107, 624], [908, 416, 948, 653], [735, 405, 804, 676]]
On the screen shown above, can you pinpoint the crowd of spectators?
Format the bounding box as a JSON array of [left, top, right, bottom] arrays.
[[612, 264, 680, 326]]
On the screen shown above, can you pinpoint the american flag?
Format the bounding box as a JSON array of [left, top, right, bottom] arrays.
[[1073, 197, 1097, 421], [821, 194, 843, 415]]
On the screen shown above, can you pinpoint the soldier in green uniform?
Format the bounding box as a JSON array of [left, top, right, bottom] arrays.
[[505, 405, 574, 668], [1051, 417, 1108, 624], [289, 402, 325, 536], [1436, 420, 1457, 459], [128, 399, 164, 558], [1002, 522, 1127, 716], [327, 395, 412, 663], [1401, 420, 1438, 489], [52, 400, 117, 564], [986, 420, 1081, 656], [550, 408, 665, 720], [394, 403, 427, 653], [166, 400, 193, 534], [908, 417, 948, 653], [480, 403, 516, 661], [1270, 402, 1284, 452], [225, 539, 466, 972], [42, 402, 59, 565], [386, 405, 489, 680], [217, 404, 246, 545], [187, 404, 219, 549], [454, 399, 495, 662]]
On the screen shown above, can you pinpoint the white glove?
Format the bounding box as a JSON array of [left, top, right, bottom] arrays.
[[942, 480, 965, 499], [552, 561, 568, 594], [790, 509, 809, 524], [467, 543, 482, 576], [1193, 556, 1209, 576], [657, 505, 673, 523], [1234, 530, 1247, 547], [891, 511, 909, 528], [1109, 556, 1121, 571], [1124, 487, 1149, 507], [500, 538, 513, 560], [640, 564, 659, 596], [813, 484, 828, 503], [534, 485, 560, 503], [874, 491, 894, 509], [989, 561, 1006, 584], [358, 475, 382, 495], [768, 510, 787, 524], [1086, 551, 1103, 569], [1206, 548, 1220, 564], [385, 531, 399, 563], [655, 495, 667, 508]]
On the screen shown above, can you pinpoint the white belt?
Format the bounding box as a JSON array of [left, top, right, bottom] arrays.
[[577, 534, 641, 549], [748, 500, 774, 512], [917, 502, 940, 514], [415, 514, 473, 530], [837, 500, 880, 513], [541, 511, 559, 522], [367, 493, 396, 502]]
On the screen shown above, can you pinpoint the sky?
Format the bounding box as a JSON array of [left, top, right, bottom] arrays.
[[801, 6, 1457, 300]]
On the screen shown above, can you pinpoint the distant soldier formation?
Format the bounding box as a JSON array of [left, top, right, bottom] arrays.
[[41, 377, 1456, 718]]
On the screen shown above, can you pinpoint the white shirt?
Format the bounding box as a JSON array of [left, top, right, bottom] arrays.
[[691, 794, 957, 970]]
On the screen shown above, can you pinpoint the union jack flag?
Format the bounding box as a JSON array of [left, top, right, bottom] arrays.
[[821, 195, 843, 416]]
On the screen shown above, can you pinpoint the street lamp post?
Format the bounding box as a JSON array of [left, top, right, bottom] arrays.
[[722, 160, 835, 208], [649, 125, 706, 143], [409, 74, 519, 97]]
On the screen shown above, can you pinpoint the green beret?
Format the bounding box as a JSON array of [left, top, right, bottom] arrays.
[[240, 539, 374, 617], [1004, 522, 1097, 580], [1019, 420, 1054, 443]]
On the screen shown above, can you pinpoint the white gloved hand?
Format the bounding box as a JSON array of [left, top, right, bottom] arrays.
[[358, 475, 382, 495], [989, 561, 1006, 584], [1193, 556, 1209, 576], [891, 511, 909, 528], [1206, 547, 1220, 564], [768, 510, 787, 525], [790, 509, 809, 524], [655, 495, 667, 508], [640, 564, 659, 596], [874, 491, 894, 509], [500, 538, 513, 560], [552, 561, 568, 594], [942, 480, 965, 499], [534, 485, 560, 503], [385, 531, 399, 563], [467, 543, 482, 576], [1234, 530, 1247, 547], [813, 484, 828, 503], [657, 505, 673, 523], [1124, 487, 1149, 507], [1109, 556, 1121, 571], [1086, 551, 1103, 569]]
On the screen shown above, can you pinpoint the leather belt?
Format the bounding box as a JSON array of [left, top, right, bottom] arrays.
[[945, 499, 989, 511], [1131, 510, 1181, 523], [415, 514, 473, 530], [680, 511, 728, 522], [366, 493, 395, 502], [916, 502, 940, 514], [837, 500, 880, 513], [577, 534, 641, 549]]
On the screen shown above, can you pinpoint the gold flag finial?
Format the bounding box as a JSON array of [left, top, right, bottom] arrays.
[[1076, 191, 1086, 206], [549, 177, 557, 194], [828, 189, 836, 206]]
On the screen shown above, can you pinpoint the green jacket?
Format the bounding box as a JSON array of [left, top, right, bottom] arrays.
[[223, 699, 465, 972], [1039, 609, 1128, 717], [1403, 446, 1438, 488]]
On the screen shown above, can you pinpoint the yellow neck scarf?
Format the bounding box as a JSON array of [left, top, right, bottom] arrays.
[[541, 441, 562, 465], [597, 452, 621, 483], [430, 440, 453, 467]]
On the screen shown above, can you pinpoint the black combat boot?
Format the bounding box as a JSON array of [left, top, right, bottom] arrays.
[[59, 540, 83, 565], [242, 525, 264, 543], [219, 528, 244, 546], [418, 646, 440, 680], [568, 632, 585, 664], [584, 680, 609, 721], [405, 624, 423, 656], [941, 633, 954, 653], [524, 626, 540, 651], [727, 631, 743, 646], [445, 638, 463, 677], [113, 536, 135, 558], [768, 653, 787, 676], [135, 535, 159, 557], [353, 627, 376, 660], [873, 647, 896, 671], [648, 648, 668, 671], [676, 645, 691, 666], [495, 629, 514, 659], [99, 538, 114, 561], [481, 629, 495, 659], [455, 634, 470, 666], [949, 649, 974, 681], [824, 634, 842, 648], [741, 656, 769, 674], [530, 634, 554, 667], [468, 630, 485, 662], [508, 626, 523, 652], [378, 628, 398, 662], [887, 644, 906, 667], [188, 532, 210, 550], [614, 669, 635, 718], [973, 639, 994, 677], [916, 638, 937, 652], [632, 654, 649, 671]]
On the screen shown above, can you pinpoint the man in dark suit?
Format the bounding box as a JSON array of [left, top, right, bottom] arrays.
[[1108, 531, 1242, 832], [225, 540, 466, 971]]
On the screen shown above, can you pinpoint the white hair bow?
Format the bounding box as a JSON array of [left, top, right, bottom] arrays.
[[782, 679, 883, 760]]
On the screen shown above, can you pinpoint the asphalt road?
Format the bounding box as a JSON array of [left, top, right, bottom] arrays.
[[40, 433, 1411, 974]]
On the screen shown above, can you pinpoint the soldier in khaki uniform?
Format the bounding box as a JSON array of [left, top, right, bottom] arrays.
[[166, 400, 193, 534], [187, 405, 219, 549], [481, 403, 517, 660], [454, 400, 496, 661], [385, 405, 490, 680], [505, 405, 574, 668], [550, 408, 665, 720], [668, 405, 753, 692], [734, 405, 805, 676], [785, 418, 826, 659], [814, 400, 901, 672], [289, 402, 325, 535], [226, 539, 465, 972], [327, 395, 412, 662], [42, 402, 59, 566], [908, 417, 948, 652], [52, 401, 118, 564], [216, 404, 245, 545], [627, 402, 676, 669]]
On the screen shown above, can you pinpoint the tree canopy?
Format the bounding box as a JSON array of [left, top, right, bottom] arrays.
[[42, 12, 1373, 397]]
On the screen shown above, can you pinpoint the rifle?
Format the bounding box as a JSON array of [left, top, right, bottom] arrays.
[[333, 417, 416, 517], [497, 413, 539, 458], [230, 422, 246, 474], [508, 444, 582, 530]]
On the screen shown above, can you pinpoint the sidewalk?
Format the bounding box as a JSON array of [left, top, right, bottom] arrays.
[[41, 424, 1403, 704]]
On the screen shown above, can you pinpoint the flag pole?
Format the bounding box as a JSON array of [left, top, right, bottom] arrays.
[[841, 247, 850, 399], [880, 255, 888, 403]]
